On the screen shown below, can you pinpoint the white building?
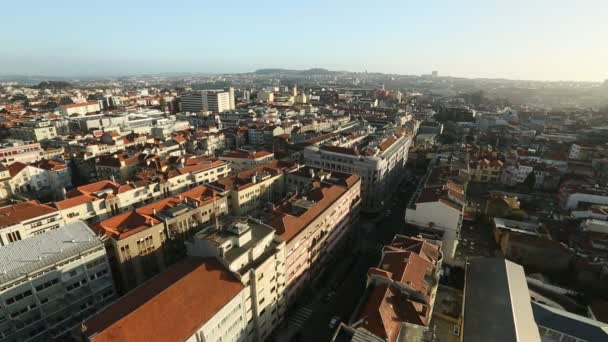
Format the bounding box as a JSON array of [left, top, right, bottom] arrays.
[[0, 221, 116, 341], [10, 121, 57, 141], [0, 142, 44, 166], [0, 201, 65, 246], [187, 217, 287, 341], [57, 101, 101, 116], [303, 132, 412, 213], [219, 150, 275, 172], [182, 89, 236, 114]]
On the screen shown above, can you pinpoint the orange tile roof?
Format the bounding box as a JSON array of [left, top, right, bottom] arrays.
[[0, 201, 58, 228], [32, 159, 67, 171], [269, 183, 348, 242], [84, 258, 244, 342], [60, 101, 99, 109], [54, 194, 98, 210], [67, 180, 121, 198]]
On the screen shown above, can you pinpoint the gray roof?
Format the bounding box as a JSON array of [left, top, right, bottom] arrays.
[[0, 220, 102, 284], [533, 302, 608, 342], [463, 257, 541, 342]]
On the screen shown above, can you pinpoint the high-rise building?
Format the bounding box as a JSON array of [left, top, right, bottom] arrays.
[[0, 221, 116, 341], [181, 90, 235, 113]]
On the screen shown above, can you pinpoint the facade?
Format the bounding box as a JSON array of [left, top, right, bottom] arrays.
[[219, 149, 275, 172], [266, 167, 361, 304], [181, 89, 236, 114], [405, 182, 464, 262], [57, 101, 101, 116], [187, 217, 287, 341], [93, 185, 228, 292], [0, 142, 44, 166], [81, 257, 247, 342], [0, 221, 116, 341], [464, 158, 504, 183], [10, 121, 57, 141], [303, 131, 411, 213], [210, 160, 297, 217], [0, 201, 65, 246]]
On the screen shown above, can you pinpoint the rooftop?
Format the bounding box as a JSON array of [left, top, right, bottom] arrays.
[[0, 200, 58, 228], [0, 221, 101, 284], [83, 257, 244, 342]]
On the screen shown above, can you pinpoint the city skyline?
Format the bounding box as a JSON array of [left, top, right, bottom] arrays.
[[2, 0, 607, 82]]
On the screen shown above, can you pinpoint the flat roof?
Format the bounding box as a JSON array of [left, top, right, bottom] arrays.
[[0, 220, 101, 284], [533, 302, 608, 342], [463, 257, 541, 342]]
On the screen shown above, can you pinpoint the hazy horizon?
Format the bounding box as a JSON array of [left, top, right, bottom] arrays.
[[2, 0, 607, 82]]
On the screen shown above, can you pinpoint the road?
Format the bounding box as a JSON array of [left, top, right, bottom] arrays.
[[273, 176, 420, 341]]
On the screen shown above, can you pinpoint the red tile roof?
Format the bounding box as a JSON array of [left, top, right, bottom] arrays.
[[60, 101, 99, 109], [84, 258, 244, 342], [8, 162, 28, 177], [0, 201, 58, 228]]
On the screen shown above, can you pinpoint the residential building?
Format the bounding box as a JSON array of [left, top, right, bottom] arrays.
[[187, 217, 287, 341], [0, 164, 10, 199], [210, 160, 297, 217], [219, 149, 275, 172], [57, 101, 101, 116], [0, 221, 116, 341], [461, 258, 541, 342], [181, 89, 235, 114], [0, 201, 65, 246], [264, 168, 361, 304], [405, 170, 464, 262], [93, 185, 228, 292], [533, 302, 608, 342], [464, 157, 504, 183], [343, 235, 442, 342], [303, 130, 412, 213], [80, 257, 247, 342], [10, 121, 57, 142], [0, 142, 44, 166]]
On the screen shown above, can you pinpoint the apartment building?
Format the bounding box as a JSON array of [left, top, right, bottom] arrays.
[[463, 158, 504, 183], [0, 164, 9, 199], [210, 160, 298, 217], [55, 158, 230, 224], [181, 89, 235, 114], [56, 101, 101, 116], [219, 149, 275, 172], [0, 142, 44, 166], [265, 168, 361, 304], [7, 159, 71, 200], [0, 201, 65, 246], [80, 257, 247, 342], [187, 217, 287, 341], [10, 121, 57, 142], [405, 168, 465, 262], [303, 130, 411, 213], [341, 235, 442, 341], [93, 185, 228, 292], [0, 221, 116, 341]]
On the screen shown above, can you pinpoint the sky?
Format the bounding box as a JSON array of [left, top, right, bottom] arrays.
[[1, 0, 607, 81]]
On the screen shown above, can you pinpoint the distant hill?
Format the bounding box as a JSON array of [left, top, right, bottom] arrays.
[[253, 68, 340, 76]]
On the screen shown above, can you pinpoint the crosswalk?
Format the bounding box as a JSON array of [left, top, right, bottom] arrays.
[[287, 305, 313, 329]]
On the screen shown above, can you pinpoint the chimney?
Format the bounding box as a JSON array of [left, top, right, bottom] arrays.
[[153, 208, 157, 215]]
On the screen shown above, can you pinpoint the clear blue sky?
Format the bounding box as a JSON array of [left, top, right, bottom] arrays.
[[1, 0, 606, 81]]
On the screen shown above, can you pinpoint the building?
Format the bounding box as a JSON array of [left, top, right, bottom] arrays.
[[303, 130, 412, 213], [0, 142, 44, 166], [265, 167, 361, 304], [464, 158, 504, 183], [80, 257, 247, 342], [219, 149, 275, 172], [0, 201, 65, 246], [210, 160, 297, 217], [10, 121, 57, 142], [344, 235, 442, 342], [8, 160, 71, 200], [187, 217, 287, 340], [57, 101, 101, 116], [461, 257, 541, 342], [181, 89, 235, 114], [405, 176, 464, 262], [93, 185, 228, 292], [0, 221, 116, 341], [533, 302, 608, 342]]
